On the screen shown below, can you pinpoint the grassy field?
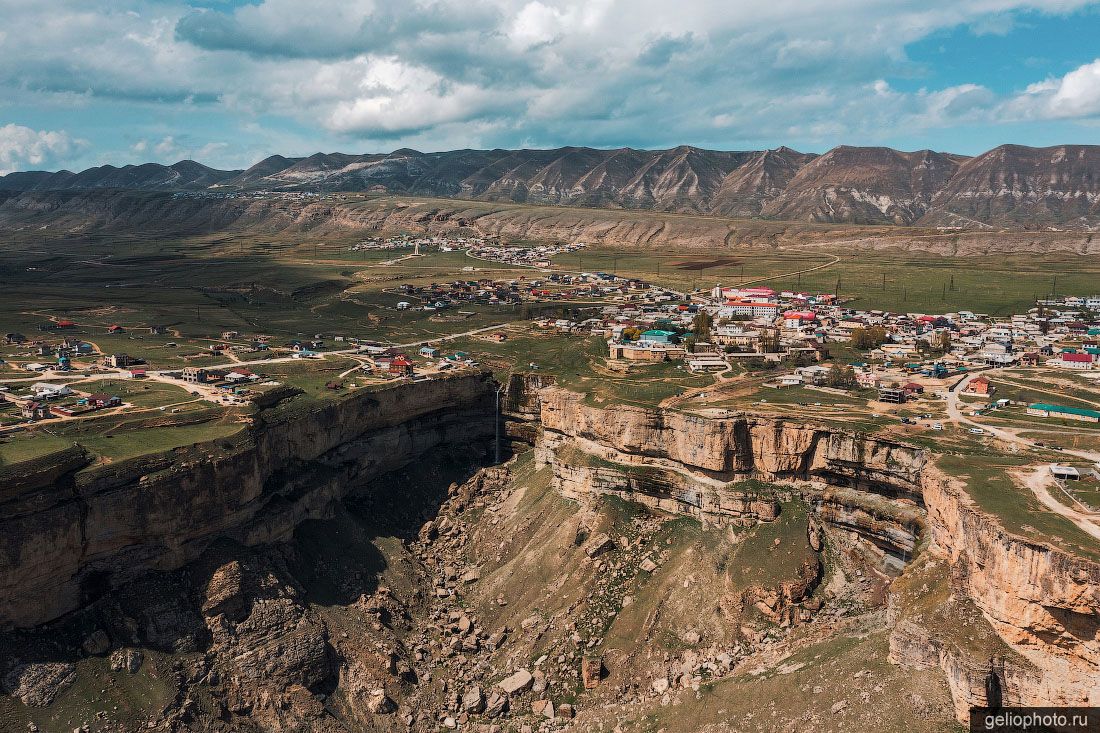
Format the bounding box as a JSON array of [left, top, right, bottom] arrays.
[[556, 246, 1100, 315], [937, 453, 1100, 561]]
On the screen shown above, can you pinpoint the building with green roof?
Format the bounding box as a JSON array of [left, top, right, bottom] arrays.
[[1026, 403, 1100, 423]]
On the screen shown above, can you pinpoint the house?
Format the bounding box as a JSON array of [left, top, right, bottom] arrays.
[[107, 324, 125, 334], [104, 353, 137, 368], [419, 346, 440, 358], [1050, 465, 1082, 481], [688, 357, 729, 373], [20, 401, 51, 420], [639, 329, 677, 344], [31, 382, 73, 400], [5, 333, 26, 344], [488, 332, 508, 342], [856, 370, 879, 388], [87, 393, 121, 409], [1027, 403, 1100, 423], [777, 373, 804, 387], [325, 381, 344, 390], [878, 387, 907, 404], [608, 341, 687, 361], [223, 369, 255, 383], [966, 376, 993, 396], [389, 356, 414, 376], [124, 368, 147, 379], [56, 319, 76, 328], [181, 367, 211, 383], [902, 382, 924, 396], [1059, 352, 1095, 370]]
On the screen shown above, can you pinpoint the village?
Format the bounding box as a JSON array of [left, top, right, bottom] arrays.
[[3, 240, 1100, 500]]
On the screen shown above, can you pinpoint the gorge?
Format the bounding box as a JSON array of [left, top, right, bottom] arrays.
[[0, 373, 1096, 730]]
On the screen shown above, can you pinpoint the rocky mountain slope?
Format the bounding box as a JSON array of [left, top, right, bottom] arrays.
[[6, 143, 1100, 228]]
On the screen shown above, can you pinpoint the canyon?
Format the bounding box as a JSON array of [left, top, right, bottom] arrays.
[[0, 374, 1096, 730]]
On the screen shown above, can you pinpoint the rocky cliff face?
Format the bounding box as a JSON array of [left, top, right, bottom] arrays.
[[531, 387, 1100, 720], [536, 388, 925, 495], [0, 372, 497, 629], [911, 469, 1100, 712]]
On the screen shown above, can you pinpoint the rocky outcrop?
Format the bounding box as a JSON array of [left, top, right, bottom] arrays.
[[533, 387, 1100, 720], [912, 469, 1100, 712], [0, 372, 497, 629], [536, 388, 926, 497]]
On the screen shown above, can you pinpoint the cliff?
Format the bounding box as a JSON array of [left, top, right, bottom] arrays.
[[536, 387, 926, 496], [531, 387, 1100, 718], [906, 468, 1100, 713], [0, 372, 497, 629]]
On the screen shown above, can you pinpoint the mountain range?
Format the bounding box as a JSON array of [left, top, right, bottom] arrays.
[[5, 143, 1100, 229]]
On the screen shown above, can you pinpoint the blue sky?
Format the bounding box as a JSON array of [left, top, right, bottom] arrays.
[[3, 0, 1100, 173]]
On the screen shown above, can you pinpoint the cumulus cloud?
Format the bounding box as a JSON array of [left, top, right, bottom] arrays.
[[1002, 58, 1100, 119], [0, 124, 82, 174], [2, 0, 1100, 170]]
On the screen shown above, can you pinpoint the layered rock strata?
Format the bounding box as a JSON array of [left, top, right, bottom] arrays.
[[0, 372, 496, 629]]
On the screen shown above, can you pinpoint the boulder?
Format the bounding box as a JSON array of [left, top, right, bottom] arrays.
[[498, 669, 534, 695], [584, 533, 616, 558], [462, 685, 485, 713], [581, 657, 603, 689]]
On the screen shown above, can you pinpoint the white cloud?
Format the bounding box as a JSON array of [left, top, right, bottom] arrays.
[[2, 0, 1100, 168], [1003, 58, 1100, 119], [154, 135, 178, 157], [0, 124, 82, 174]]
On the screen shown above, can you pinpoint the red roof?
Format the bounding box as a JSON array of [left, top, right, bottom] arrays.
[[57, 320, 75, 327], [783, 311, 816, 320], [391, 356, 413, 367], [1064, 352, 1094, 363]]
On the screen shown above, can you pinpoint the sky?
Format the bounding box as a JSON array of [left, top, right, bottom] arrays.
[[3, 0, 1100, 174]]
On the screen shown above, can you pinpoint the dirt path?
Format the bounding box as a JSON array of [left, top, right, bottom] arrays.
[[948, 370, 1100, 463], [1021, 467, 1100, 541]]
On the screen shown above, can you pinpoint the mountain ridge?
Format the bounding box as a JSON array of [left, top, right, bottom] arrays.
[[5, 143, 1100, 228]]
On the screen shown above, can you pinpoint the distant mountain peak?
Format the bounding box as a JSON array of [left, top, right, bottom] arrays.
[[3, 143, 1100, 229]]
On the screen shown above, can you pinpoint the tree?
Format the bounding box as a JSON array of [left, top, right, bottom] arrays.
[[826, 363, 857, 389], [692, 311, 714, 342], [849, 326, 888, 350], [933, 330, 952, 353], [622, 327, 642, 342], [757, 328, 781, 354]]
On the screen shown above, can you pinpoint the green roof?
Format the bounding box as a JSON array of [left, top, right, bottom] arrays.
[[1029, 403, 1100, 419]]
